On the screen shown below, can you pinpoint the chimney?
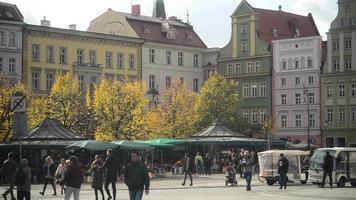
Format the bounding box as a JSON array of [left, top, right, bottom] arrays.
[[169, 16, 177, 21], [69, 24, 77, 30], [41, 16, 51, 27], [278, 5, 282, 11], [132, 5, 141, 16]]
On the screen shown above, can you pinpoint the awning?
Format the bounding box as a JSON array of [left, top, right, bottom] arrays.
[[111, 140, 152, 150], [185, 137, 287, 147], [65, 140, 118, 151]]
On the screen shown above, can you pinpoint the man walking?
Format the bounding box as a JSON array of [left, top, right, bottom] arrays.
[[321, 151, 333, 189], [15, 159, 31, 200], [181, 153, 194, 186], [124, 152, 150, 200], [242, 150, 255, 191], [204, 153, 212, 176], [194, 152, 203, 175], [63, 156, 83, 200], [102, 149, 120, 200], [2, 152, 17, 200], [278, 153, 289, 189]]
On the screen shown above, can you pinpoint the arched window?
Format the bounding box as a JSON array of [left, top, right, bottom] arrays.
[[0, 31, 4, 44], [295, 58, 300, 69], [9, 32, 15, 45]]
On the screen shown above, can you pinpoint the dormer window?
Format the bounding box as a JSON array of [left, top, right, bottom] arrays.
[[144, 28, 150, 34], [187, 35, 193, 40], [167, 31, 176, 39], [272, 29, 278, 36]]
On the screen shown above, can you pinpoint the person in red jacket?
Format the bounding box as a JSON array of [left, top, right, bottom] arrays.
[[63, 156, 83, 200]]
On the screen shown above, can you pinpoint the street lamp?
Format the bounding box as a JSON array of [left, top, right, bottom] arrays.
[[303, 84, 310, 150]]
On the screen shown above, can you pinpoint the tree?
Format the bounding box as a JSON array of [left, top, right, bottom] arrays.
[[93, 80, 147, 141], [194, 74, 245, 132], [27, 97, 48, 130], [145, 80, 197, 139]]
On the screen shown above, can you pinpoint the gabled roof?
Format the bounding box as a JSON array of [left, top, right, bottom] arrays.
[[23, 117, 85, 141], [0, 2, 23, 22], [193, 120, 245, 138]]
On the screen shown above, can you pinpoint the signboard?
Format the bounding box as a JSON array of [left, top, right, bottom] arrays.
[[11, 95, 26, 113]]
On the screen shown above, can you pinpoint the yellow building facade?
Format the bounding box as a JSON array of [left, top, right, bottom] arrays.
[[23, 24, 144, 96]]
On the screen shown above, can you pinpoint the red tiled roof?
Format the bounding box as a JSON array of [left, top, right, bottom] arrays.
[[127, 18, 207, 48], [254, 8, 320, 44]]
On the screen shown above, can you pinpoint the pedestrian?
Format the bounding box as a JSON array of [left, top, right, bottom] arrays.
[[39, 156, 57, 196], [204, 153, 213, 176], [15, 159, 31, 200], [194, 152, 203, 175], [277, 153, 289, 189], [63, 156, 83, 200], [91, 155, 105, 200], [238, 149, 245, 178], [2, 152, 17, 200], [55, 158, 67, 195], [320, 151, 333, 189], [124, 151, 150, 200], [242, 150, 255, 191], [181, 153, 194, 186], [101, 149, 120, 200]]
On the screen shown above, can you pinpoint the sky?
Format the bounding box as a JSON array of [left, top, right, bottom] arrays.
[[7, 0, 337, 48]]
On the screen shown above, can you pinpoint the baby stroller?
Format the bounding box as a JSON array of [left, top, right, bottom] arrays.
[[225, 166, 237, 186]]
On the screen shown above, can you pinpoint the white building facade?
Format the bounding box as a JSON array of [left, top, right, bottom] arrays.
[[272, 36, 322, 146]]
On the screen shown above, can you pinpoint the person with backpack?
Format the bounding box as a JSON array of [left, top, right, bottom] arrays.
[[15, 159, 31, 200], [2, 152, 17, 200]]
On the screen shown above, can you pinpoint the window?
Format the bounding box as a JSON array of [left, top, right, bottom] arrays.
[[78, 75, 85, 92], [227, 64, 233, 75], [281, 94, 287, 105], [193, 54, 199, 68], [308, 76, 314, 84], [326, 137, 334, 148], [281, 78, 286, 87], [31, 71, 39, 90], [326, 85, 333, 98], [255, 61, 261, 73], [243, 83, 249, 97], [345, 5, 351, 12], [166, 51, 171, 65], [59, 47, 67, 63], [243, 110, 249, 122], [345, 40, 352, 49], [8, 58, 15, 73], [106, 52, 112, 67], [236, 63, 241, 74], [295, 77, 301, 85], [295, 93, 301, 104], [339, 108, 346, 123], [260, 83, 266, 97], [327, 108, 333, 123], [129, 54, 135, 69], [281, 60, 287, 70], [252, 109, 258, 124], [178, 52, 183, 66], [345, 58, 352, 70], [0, 31, 4, 44], [241, 41, 247, 52], [333, 41, 339, 51], [352, 107, 356, 122], [166, 76, 171, 89], [47, 46, 54, 63], [241, 24, 247, 34], [0, 57, 2, 71], [295, 58, 299, 69], [339, 84, 345, 97], [90, 76, 97, 85], [149, 75, 155, 89], [32, 44, 40, 61], [193, 79, 199, 93], [351, 83, 356, 97], [247, 62, 253, 73], [309, 114, 316, 127], [281, 115, 287, 128], [337, 137, 346, 147], [351, 17, 355, 26], [260, 109, 266, 123], [251, 84, 257, 97], [9, 32, 15, 45], [308, 92, 315, 104], [77, 49, 84, 65], [341, 18, 347, 26], [117, 53, 124, 69], [89, 50, 96, 65], [307, 57, 313, 68], [149, 49, 155, 63], [333, 59, 340, 71], [46, 72, 54, 91], [295, 115, 302, 127]]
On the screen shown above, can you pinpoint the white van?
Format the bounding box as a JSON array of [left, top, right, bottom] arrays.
[[309, 147, 356, 187]]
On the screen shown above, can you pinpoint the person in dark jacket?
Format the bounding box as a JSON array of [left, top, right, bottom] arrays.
[[321, 151, 334, 189], [101, 149, 120, 200], [91, 155, 105, 200], [15, 159, 31, 200], [64, 156, 83, 200], [204, 153, 213, 176], [124, 152, 150, 200], [2, 152, 17, 200], [242, 150, 255, 191], [278, 153, 289, 189], [39, 156, 57, 196], [181, 153, 194, 186]]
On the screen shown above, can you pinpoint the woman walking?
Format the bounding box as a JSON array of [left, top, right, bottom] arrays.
[[91, 155, 105, 200], [39, 156, 57, 196], [55, 158, 67, 195]]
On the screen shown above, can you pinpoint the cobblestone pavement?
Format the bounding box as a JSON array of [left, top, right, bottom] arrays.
[[1, 174, 356, 200]]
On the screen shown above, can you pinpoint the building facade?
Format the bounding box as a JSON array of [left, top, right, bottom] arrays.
[[23, 21, 143, 96], [272, 36, 322, 146], [0, 2, 24, 83], [218, 1, 320, 137], [321, 0, 356, 147], [202, 48, 220, 81]]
